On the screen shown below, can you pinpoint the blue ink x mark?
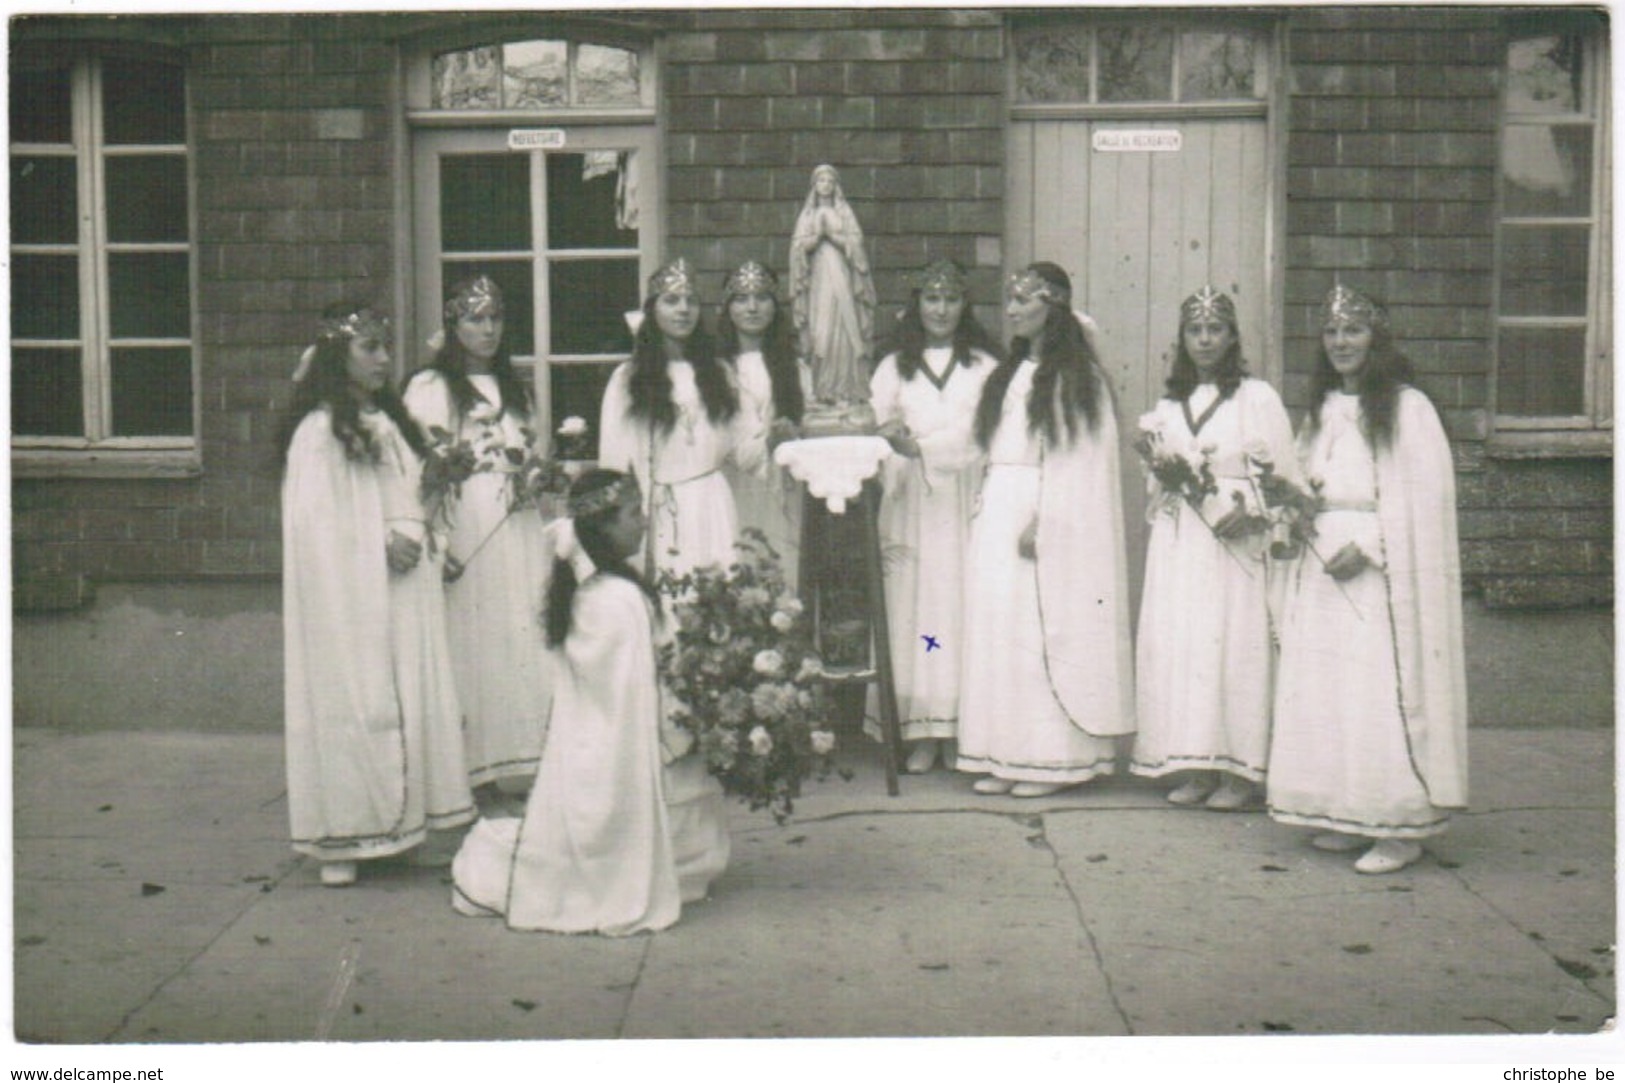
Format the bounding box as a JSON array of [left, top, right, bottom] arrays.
[[921, 635, 941, 652]]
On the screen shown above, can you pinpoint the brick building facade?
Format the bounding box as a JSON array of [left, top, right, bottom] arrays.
[[9, 8, 1611, 726]]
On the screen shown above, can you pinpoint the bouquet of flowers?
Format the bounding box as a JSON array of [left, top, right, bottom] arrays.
[[658, 530, 843, 822], [1243, 441, 1320, 560], [1133, 412, 1220, 513]]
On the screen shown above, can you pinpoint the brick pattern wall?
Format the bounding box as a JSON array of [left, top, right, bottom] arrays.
[[13, 15, 397, 587], [662, 10, 1007, 338], [1285, 8, 1610, 607]]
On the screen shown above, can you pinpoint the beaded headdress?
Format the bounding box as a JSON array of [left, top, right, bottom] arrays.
[[724, 259, 778, 297], [444, 275, 503, 322], [1320, 283, 1387, 330], [647, 257, 697, 299], [1180, 285, 1237, 327], [912, 259, 968, 295], [1008, 267, 1070, 307], [293, 305, 390, 381], [568, 474, 635, 520]]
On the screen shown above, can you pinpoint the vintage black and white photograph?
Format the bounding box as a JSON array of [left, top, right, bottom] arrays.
[[6, 1, 1616, 1072]]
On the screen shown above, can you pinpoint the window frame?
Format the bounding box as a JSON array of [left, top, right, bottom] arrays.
[[1489, 17, 1612, 452], [10, 48, 201, 479]]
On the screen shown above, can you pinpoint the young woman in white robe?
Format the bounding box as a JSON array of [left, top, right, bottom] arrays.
[[956, 263, 1136, 797], [404, 274, 553, 798], [864, 259, 1000, 774], [450, 470, 722, 934], [599, 257, 761, 580], [1130, 287, 1299, 811], [1266, 285, 1468, 875], [278, 304, 474, 887], [716, 259, 811, 576]]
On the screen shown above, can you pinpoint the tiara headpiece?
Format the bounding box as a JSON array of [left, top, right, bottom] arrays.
[[317, 306, 390, 343], [912, 259, 968, 295], [444, 275, 503, 322], [1008, 267, 1070, 307], [1180, 285, 1237, 327], [568, 475, 635, 519], [724, 259, 778, 297], [647, 258, 697, 300], [1320, 283, 1387, 330]]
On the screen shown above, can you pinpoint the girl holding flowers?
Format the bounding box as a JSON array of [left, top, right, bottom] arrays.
[[405, 274, 553, 799], [1266, 285, 1468, 874], [956, 263, 1135, 797], [866, 259, 1001, 774], [1129, 287, 1299, 811], [279, 302, 474, 887]]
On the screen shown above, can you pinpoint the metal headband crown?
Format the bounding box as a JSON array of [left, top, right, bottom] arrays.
[[912, 259, 968, 295], [568, 475, 634, 520], [318, 306, 390, 343], [1008, 267, 1070, 307], [647, 258, 697, 299], [724, 259, 778, 297], [1320, 283, 1387, 329], [1180, 285, 1237, 327], [444, 275, 503, 322]]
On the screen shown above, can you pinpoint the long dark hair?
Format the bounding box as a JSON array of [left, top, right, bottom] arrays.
[[716, 294, 805, 424], [1305, 320, 1417, 448], [626, 296, 738, 432], [543, 469, 659, 649], [275, 304, 426, 468], [1164, 326, 1248, 403], [975, 263, 1105, 450], [408, 285, 531, 424], [891, 288, 1002, 382]]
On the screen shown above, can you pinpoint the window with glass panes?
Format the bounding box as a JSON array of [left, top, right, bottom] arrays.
[[1495, 17, 1612, 431], [10, 53, 195, 461], [1013, 20, 1269, 106]]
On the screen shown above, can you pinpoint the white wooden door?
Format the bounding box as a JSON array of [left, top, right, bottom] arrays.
[[1008, 115, 1271, 607]]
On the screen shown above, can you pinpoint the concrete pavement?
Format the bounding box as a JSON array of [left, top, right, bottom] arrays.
[[10, 724, 1615, 1049]]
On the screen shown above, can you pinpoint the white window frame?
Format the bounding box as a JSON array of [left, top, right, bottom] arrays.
[[10, 52, 200, 478], [1490, 21, 1612, 455]]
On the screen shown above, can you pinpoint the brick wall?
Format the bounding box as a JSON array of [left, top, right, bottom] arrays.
[[662, 9, 1007, 338], [12, 14, 397, 588], [1284, 8, 1610, 607]]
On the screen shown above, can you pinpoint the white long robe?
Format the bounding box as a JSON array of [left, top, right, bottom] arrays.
[[599, 360, 756, 579], [723, 349, 811, 577], [956, 361, 1136, 784], [1131, 378, 1299, 782], [863, 346, 996, 742], [282, 407, 474, 860], [450, 575, 683, 935], [1267, 388, 1468, 838], [404, 370, 553, 787]]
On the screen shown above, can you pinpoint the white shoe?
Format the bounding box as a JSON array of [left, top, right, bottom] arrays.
[[1311, 832, 1367, 853], [1011, 781, 1067, 798], [973, 777, 1015, 795], [1167, 773, 1218, 806], [905, 740, 939, 775], [1204, 776, 1255, 812], [319, 861, 357, 887], [1354, 839, 1424, 875]]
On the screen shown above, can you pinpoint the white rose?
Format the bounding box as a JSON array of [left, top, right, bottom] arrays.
[[810, 730, 836, 755], [558, 416, 588, 438], [777, 595, 804, 617], [748, 725, 773, 756], [753, 649, 785, 676], [770, 610, 795, 633], [796, 656, 823, 681]]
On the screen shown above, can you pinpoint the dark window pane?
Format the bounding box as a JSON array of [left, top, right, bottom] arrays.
[[102, 60, 186, 145], [1505, 35, 1583, 116], [440, 154, 531, 252], [106, 156, 189, 243], [10, 66, 71, 144], [108, 252, 191, 338], [577, 44, 640, 106], [550, 363, 616, 460], [548, 259, 637, 355], [11, 347, 83, 436], [1013, 25, 1091, 103], [1502, 124, 1593, 217], [1497, 326, 1586, 416], [546, 151, 638, 249], [432, 45, 500, 110], [503, 40, 567, 108], [10, 156, 77, 244], [442, 259, 535, 358], [12, 254, 80, 339], [1098, 27, 1173, 102], [1498, 225, 1590, 317], [1180, 31, 1260, 100], [111, 346, 194, 436]]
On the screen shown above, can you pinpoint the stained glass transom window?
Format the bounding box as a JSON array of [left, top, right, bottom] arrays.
[[1014, 22, 1268, 105], [432, 39, 641, 110]]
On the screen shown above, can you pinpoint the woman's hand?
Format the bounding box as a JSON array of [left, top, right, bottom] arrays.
[[1212, 495, 1263, 540], [442, 553, 466, 584], [1017, 518, 1038, 561], [386, 529, 423, 575], [877, 419, 919, 459], [767, 417, 801, 451], [1323, 541, 1370, 581]]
